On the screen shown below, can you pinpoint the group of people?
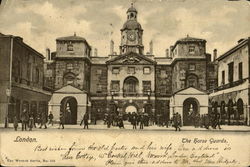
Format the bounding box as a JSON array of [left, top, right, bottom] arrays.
[[13, 110, 54, 131], [199, 112, 221, 129], [103, 113, 125, 129]]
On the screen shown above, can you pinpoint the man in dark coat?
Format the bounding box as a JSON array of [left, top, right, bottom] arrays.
[[13, 116, 18, 131], [39, 112, 47, 129], [48, 111, 54, 126], [139, 114, 144, 129], [107, 113, 112, 128], [132, 112, 137, 129], [20, 109, 28, 131], [173, 113, 181, 131], [83, 113, 89, 129], [204, 114, 210, 129]]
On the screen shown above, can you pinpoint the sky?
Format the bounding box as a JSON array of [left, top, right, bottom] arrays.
[[0, 0, 249, 58]]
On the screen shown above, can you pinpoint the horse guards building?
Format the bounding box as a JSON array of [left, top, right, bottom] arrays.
[[1, 4, 249, 126]]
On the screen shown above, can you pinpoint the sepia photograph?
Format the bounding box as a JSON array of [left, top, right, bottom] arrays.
[[0, 0, 250, 166]]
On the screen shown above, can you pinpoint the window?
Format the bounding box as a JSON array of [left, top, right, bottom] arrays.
[[96, 69, 102, 75], [221, 70, 225, 85], [228, 62, 234, 83], [187, 75, 198, 87], [66, 63, 73, 70], [35, 68, 39, 83], [111, 81, 120, 92], [67, 43, 73, 51], [128, 67, 135, 74], [143, 67, 151, 74], [189, 46, 195, 54], [143, 81, 151, 92], [160, 70, 166, 77], [112, 67, 120, 74], [239, 62, 243, 80], [209, 80, 215, 89], [189, 64, 196, 71], [97, 84, 102, 93]]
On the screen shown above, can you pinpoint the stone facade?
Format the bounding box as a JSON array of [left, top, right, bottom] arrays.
[[0, 33, 51, 124]]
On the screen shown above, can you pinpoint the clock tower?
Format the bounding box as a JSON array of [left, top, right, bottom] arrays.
[[120, 3, 144, 55]]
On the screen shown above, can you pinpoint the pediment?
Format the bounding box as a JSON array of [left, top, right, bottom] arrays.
[[54, 85, 86, 94], [106, 52, 156, 65], [175, 87, 207, 95]]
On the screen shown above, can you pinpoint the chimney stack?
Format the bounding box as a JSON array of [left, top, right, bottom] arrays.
[[149, 40, 153, 54], [46, 48, 51, 60], [110, 39, 114, 55], [166, 49, 169, 58], [213, 49, 217, 61], [170, 46, 174, 58], [94, 48, 98, 57]]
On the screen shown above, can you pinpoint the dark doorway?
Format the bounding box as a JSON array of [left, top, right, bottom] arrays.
[[183, 98, 199, 126], [60, 97, 78, 124]]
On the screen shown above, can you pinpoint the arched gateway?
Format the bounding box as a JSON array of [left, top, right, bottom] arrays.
[[183, 98, 200, 126], [48, 85, 88, 124]]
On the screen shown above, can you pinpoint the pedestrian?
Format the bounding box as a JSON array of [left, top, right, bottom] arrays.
[[139, 114, 144, 129], [58, 112, 65, 129], [36, 113, 41, 127], [28, 114, 34, 131], [118, 114, 124, 129], [83, 113, 89, 129], [20, 109, 28, 131], [132, 112, 137, 129], [39, 112, 47, 129], [204, 114, 210, 129], [13, 116, 18, 131], [107, 114, 112, 128], [215, 112, 222, 129], [48, 111, 54, 126], [173, 113, 181, 131]]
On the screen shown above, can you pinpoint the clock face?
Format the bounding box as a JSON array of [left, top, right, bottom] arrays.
[[127, 31, 136, 41]]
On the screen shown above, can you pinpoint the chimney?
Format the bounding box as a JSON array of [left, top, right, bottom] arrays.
[[94, 48, 98, 57], [166, 49, 169, 58], [213, 49, 217, 61], [149, 40, 153, 54], [238, 38, 244, 44], [110, 39, 114, 55], [170, 46, 174, 57], [46, 48, 51, 60]]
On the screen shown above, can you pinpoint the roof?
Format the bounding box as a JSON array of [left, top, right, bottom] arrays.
[[127, 5, 137, 13], [54, 84, 87, 94], [121, 20, 142, 30], [174, 86, 208, 95], [56, 35, 87, 42], [106, 51, 156, 65], [172, 35, 206, 50], [217, 37, 249, 61]]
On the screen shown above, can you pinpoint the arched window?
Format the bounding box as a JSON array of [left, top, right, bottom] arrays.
[[63, 72, 76, 85], [237, 99, 244, 116], [187, 74, 198, 88], [123, 76, 139, 96]]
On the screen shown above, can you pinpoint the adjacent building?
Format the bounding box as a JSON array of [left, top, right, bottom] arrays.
[[0, 33, 51, 125], [209, 38, 250, 125]]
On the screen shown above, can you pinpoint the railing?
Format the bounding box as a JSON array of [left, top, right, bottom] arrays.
[[212, 79, 247, 93]]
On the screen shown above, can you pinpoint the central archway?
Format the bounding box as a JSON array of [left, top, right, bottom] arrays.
[[183, 97, 200, 126], [125, 105, 137, 113], [60, 96, 78, 124]]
